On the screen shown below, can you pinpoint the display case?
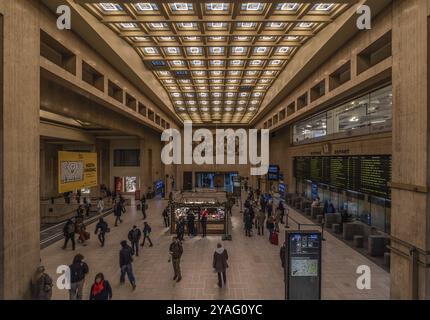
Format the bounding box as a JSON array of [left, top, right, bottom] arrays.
[[170, 200, 227, 235]]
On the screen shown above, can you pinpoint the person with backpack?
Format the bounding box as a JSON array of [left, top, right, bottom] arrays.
[[141, 194, 147, 220], [119, 240, 136, 290], [62, 219, 76, 251], [69, 254, 89, 300], [162, 207, 170, 228], [213, 243, 229, 288], [128, 226, 142, 257], [31, 266, 53, 300], [141, 222, 153, 247], [89, 273, 112, 300], [169, 237, 183, 283], [95, 217, 109, 247]]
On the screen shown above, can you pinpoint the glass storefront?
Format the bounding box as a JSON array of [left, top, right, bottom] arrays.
[[195, 172, 238, 192], [293, 85, 392, 143]]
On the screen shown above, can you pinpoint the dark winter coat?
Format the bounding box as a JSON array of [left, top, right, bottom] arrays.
[[69, 262, 89, 283], [89, 281, 113, 300], [119, 245, 134, 267], [169, 241, 183, 260], [213, 248, 229, 273]]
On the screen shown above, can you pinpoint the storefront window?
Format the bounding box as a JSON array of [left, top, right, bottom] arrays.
[[293, 85, 392, 143]]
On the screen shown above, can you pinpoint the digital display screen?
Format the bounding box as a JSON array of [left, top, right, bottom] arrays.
[[294, 155, 392, 198], [268, 165, 280, 181]]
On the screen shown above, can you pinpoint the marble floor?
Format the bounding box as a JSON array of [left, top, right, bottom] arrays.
[[41, 195, 390, 300]]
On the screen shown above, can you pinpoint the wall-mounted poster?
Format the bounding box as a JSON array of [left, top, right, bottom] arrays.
[[58, 151, 98, 193]]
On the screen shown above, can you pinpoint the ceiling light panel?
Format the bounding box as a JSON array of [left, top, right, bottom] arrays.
[[86, 1, 351, 124]]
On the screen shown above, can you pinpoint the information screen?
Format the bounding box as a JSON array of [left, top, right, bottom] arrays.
[[286, 231, 322, 300], [293, 155, 392, 198], [268, 165, 280, 181]]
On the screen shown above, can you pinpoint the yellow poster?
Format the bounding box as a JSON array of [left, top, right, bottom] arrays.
[[58, 151, 98, 193]]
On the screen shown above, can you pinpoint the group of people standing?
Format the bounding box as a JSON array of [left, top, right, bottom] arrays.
[[242, 188, 287, 242], [175, 207, 209, 241]]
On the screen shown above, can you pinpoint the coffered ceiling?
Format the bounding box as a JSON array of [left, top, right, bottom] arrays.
[[77, 1, 353, 124]]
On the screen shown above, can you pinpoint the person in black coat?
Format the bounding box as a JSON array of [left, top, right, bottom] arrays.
[[62, 219, 76, 251], [162, 208, 170, 228], [89, 273, 112, 300], [244, 209, 252, 237], [213, 243, 229, 288], [280, 242, 286, 269], [187, 210, 195, 237], [114, 202, 123, 227], [119, 241, 136, 290], [128, 226, 142, 256], [69, 254, 89, 300], [94, 218, 108, 247]]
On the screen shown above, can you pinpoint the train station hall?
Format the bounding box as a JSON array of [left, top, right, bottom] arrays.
[[0, 0, 429, 302]]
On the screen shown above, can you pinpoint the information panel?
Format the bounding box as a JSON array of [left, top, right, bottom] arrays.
[[285, 230, 322, 300], [293, 155, 391, 198], [58, 151, 98, 193]]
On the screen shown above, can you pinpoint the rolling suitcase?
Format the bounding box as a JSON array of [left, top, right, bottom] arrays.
[[270, 231, 279, 246]]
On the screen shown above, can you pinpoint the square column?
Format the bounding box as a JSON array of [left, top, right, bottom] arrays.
[[0, 0, 41, 299]]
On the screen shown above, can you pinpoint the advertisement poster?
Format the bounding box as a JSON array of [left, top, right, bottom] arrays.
[[58, 151, 98, 193]]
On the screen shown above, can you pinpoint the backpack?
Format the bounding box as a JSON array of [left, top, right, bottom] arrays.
[[66, 223, 75, 234]]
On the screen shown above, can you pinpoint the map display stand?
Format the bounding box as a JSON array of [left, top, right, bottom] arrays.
[[285, 230, 322, 300]]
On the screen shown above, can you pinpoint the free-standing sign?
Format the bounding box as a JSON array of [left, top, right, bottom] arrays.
[[232, 176, 241, 197], [58, 151, 98, 193], [285, 230, 322, 300]]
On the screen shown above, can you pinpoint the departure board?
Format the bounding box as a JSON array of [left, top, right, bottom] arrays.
[[329, 157, 349, 189], [294, 155, 391, 198], [310, 157, 323, 182], [360, 156, 391, 198], [294, 157, 310, 180]]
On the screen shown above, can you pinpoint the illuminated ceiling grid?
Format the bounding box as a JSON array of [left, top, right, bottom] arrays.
[[81, 1, 352, 124]]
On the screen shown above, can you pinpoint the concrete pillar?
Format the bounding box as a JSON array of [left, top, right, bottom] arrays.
[[390, 0, 430, 300], [0, 0, 40, 299], [139, 138, 147, 193]]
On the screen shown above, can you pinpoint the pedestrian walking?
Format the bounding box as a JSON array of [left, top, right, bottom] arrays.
[[69, 254, 89, 300], [114, 201, 123, 227], [213, 243, 229, 288], [141, 194, 147, 220], [141, 222, 153, 247], [128, 226, 142, 256], [62, 219, 76, 251], [119, 240, 136, 290], [169, 237, 183, 283], [95, 217, 109, 247], [162, 207, 170, 228]]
